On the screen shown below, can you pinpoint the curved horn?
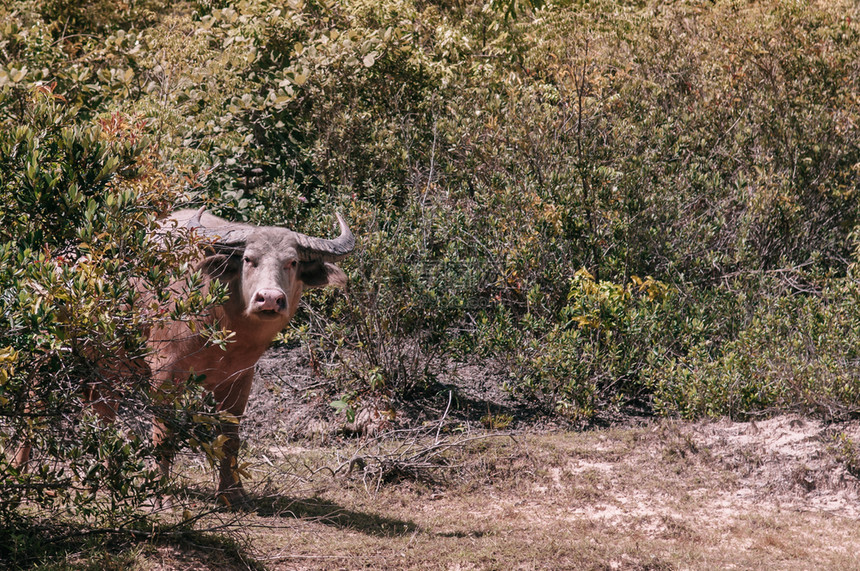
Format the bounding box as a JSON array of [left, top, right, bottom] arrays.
[[186, 207, 207, 230], [294, 212, 355, 262], [187, 208, 251, 250]]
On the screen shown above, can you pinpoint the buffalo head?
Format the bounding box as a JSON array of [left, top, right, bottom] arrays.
[[184, 208, 354, 323]]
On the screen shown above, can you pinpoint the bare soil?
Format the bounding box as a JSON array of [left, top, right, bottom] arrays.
[[138, 347, 860, 569]]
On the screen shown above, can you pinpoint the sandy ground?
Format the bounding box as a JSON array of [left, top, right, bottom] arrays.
[[153, 345, 860, 570]]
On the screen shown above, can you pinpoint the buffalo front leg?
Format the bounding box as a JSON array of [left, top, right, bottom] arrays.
[[152, 417, 173, 481], [11, 441, 31, 470], [149, 372, 178, 484], [215, 417, 245, 507], [212, 369, 254, 508], [10, 386, 37, 471]]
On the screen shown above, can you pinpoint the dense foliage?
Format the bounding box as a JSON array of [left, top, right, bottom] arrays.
[[1, 0, 860, 558]]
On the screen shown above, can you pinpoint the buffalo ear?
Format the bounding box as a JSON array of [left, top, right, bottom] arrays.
[[299, 261, 347, 289], [198, 253, 241, 280]]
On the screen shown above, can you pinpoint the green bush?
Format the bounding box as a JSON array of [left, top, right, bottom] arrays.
[[651, 276, 860, 420], [126, 0, 455, 218], [474, 270, 673, 419], [262, 0, 860, 420], [0, 90, 225, 539], [0, 1, 161, 120]]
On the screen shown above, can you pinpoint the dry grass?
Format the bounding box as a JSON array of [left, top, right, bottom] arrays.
[[96, 415, 860, 571]]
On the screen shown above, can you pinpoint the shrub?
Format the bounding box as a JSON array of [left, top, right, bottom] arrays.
[[274, 0, 860, 420], [0, 90, 222, 537], [474, 270, 672, 419], [650, 276, 860, 420]]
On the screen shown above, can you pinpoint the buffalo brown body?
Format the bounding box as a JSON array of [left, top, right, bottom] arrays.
[[148, 209, 354, 504]]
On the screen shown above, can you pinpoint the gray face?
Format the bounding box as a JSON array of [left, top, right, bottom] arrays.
[[185, 209, 352, 323], [238, 232, 301, 321]]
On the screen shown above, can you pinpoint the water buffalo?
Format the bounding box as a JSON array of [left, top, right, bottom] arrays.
[[149, 208, 354, 504], [13, 208, 354, 507]]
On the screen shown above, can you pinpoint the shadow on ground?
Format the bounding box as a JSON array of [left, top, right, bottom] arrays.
[[175, 484, 418, 538], [249, 493, 419, 536]]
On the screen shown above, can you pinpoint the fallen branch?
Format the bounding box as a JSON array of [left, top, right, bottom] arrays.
[[329, 407, 518, 493]]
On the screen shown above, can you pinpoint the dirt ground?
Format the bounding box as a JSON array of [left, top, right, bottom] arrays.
[[145, 346, 860, 570]]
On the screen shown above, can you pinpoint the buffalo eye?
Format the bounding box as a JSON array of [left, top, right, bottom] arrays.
[[244, 256, 258, 268], [285, 259, 298, 270]]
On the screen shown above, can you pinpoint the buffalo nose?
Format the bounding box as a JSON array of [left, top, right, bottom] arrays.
[[253, 289, 286, 312]]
